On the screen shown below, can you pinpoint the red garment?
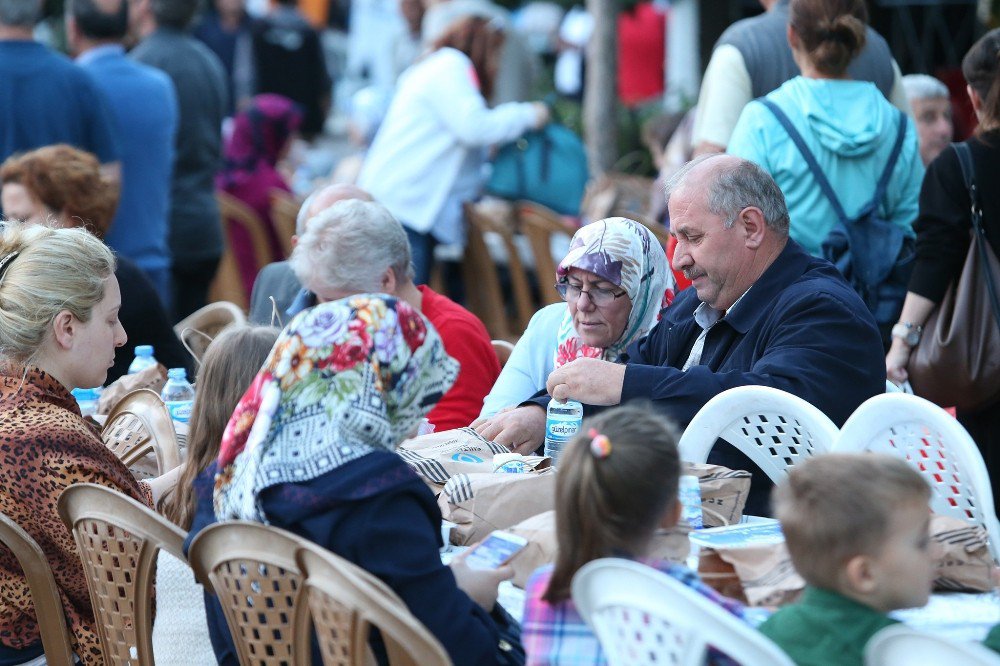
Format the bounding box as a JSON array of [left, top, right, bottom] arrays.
[[667, 235, 691, 291], [617, 2, 667, 107], [419, 285, 500, 430]]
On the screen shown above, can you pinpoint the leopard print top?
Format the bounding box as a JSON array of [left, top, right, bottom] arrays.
[[0, 365, 150, 665]]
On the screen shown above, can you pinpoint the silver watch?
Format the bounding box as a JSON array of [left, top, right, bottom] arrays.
[[891, 321, 922, 347]]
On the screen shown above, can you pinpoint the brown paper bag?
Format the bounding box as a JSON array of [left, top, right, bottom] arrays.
[[505, 510, 691, 588], [700, 543, 805, 607], [399, 428, 549, 491], [683, 463, 753, 527], [931, 514, 995, 592], [439, 469, 557, 546], [98, 363, 167, 415]]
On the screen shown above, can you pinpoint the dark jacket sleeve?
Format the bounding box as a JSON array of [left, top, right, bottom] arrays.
[[908, 146, 972, 303], [620, 289, 884, 426], [274, 485, 500, 666], [111, 258, 193, 383]]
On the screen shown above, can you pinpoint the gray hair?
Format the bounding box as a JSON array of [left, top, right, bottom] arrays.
[[0, 0, 40, 27], [901, 74, 949, 102], [290, 200, 413, 297], [664, 155, 790, 235], [295, 183, 374, 236]]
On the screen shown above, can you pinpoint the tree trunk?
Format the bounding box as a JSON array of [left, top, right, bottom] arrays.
[[584, 0, 618, 176]]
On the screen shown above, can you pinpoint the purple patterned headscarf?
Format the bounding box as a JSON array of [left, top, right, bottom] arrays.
[[554, 217, 674, 367]]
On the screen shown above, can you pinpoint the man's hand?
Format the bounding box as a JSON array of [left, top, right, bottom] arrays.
[[545, 358, 625, 405], [472, 405, 546, 455]]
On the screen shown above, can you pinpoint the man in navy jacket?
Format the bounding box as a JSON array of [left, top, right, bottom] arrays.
[[476, 155, 885, 510]]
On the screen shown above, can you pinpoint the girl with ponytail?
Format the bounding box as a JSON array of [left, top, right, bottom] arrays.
[[520, 404, 749, 665]]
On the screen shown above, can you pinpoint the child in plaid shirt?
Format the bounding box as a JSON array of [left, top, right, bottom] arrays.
[[520, 405, 751, 665]]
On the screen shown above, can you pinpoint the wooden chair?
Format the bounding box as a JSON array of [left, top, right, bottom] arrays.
[[210, 191, 276, 310], [295, 543, 451, 666], [491, 339, 515, 368], [464, 202, 534, 336], [101, 389, 181, 474], [173, 300, 247, 365], [518, 201, 575, 306], [461, 203, 514, 341], [0, 512, 75, 665], [188, 521, 312, 666], [269, 189, 301, 259], [57, 483, 187, 666]]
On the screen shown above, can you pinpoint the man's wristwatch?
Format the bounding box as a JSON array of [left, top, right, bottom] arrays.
[[891, 321, 923, 347]]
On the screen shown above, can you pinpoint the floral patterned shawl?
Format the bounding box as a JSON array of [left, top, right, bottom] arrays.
[[554, 218, 675, 367], [214, 295, 459, 521]]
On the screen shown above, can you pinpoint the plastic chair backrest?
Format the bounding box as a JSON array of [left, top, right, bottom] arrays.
[[269, 189, 301, 259], [572, 558, 794, 666], [188, 521, 312, 666], [101, 388, 181, 474], [864, 624, 1000, 665], [834, 392, 1000, 563], [678, 385, 839, 483], [173, 300, 247, 364], [212, 191, 274, 309], [57, 483, 187, 666], [295, 543, 452, 666], [518, 201, 574, 306], [0, 512, 75, 665], [491, 339, 515, 368]]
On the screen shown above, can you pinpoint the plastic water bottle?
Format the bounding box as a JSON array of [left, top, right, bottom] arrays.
[[544, 399, 583, 465], [160, 368, 195, 423], [679, 474, 703, 570], [71, 387, 102, 418], [128, 345, 157, 374]]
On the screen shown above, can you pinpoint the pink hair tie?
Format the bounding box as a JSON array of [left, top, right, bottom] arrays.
[[588, 427, 612, 459]]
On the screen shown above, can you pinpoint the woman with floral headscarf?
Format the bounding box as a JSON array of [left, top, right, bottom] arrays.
[[185, 295, 518, 665], [478, 217, 675, 418], [217, 93, 302, 296]]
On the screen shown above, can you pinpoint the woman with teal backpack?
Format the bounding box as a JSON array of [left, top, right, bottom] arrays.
[[727, 0, 923, 346]]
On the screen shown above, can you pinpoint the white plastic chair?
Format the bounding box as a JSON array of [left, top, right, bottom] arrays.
[[572, 558, 794, 666], [864, 624, 1000, 665], [834, 392, 1000, 563], [678, 386, 839, 484]]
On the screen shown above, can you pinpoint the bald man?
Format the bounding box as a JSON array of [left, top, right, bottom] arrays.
[[248, 183, 373, 325]]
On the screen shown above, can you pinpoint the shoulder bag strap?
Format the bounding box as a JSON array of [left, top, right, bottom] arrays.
[[953, 141, 1000, 330], [760, 98, 850, 225]]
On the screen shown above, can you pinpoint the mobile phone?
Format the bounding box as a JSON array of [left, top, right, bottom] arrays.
[[464, 531, 528, 571]]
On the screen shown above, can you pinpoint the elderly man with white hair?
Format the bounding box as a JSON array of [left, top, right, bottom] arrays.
[[901, 74, 954, 166], [248, 183, 373, 324], [288, 198, 500, 430]]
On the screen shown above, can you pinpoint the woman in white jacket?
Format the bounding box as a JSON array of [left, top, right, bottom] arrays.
[[358, 16, 548, 284]]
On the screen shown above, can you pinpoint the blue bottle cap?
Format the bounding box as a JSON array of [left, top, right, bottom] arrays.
[[167, 367, 187, 381], [135, 345, 154, 357]]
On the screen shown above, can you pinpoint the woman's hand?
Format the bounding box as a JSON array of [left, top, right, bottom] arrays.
[[449, 547, 513, 611], [885, 337, 912, 386], [472, 406, 546, 455], [531, 102, 550, 129]]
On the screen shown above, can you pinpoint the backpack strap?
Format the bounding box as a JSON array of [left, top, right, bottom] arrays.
[[760, 98, 849, 225], [870, 109, 908, 211], [952, 142, 1000, 331]]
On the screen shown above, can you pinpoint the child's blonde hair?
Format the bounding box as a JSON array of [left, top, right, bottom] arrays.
[[773, 453, 930, 590], [544, 403, 682, 603]]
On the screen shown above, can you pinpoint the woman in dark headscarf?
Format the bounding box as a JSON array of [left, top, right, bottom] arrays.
[[187, 294, 517, 665], [217, 93, 302, 296]]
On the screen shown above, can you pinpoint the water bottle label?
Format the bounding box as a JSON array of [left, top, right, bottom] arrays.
[[547, 421, 580, 439], [166, 400, 193, 423], [679, 475, 703, 530]]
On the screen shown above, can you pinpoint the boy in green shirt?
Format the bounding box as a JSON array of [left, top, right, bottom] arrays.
[[760, 453, 1000, 665]]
